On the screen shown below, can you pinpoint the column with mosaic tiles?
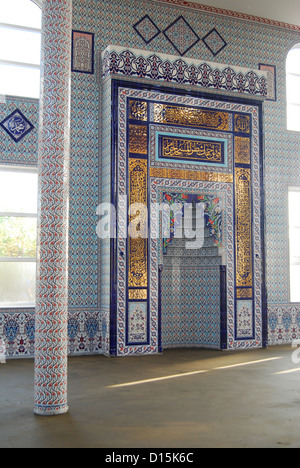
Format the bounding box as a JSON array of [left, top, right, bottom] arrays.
[[34, 0, 72, 416]]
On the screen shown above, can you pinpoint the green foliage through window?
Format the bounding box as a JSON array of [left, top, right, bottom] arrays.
[[0, 216, 37, 258]]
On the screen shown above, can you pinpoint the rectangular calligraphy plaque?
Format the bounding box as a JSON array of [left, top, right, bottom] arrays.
[[157, 133, 227, 166]]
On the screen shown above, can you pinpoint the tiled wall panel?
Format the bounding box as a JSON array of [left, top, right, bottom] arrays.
[[1, 0, 300, 356]]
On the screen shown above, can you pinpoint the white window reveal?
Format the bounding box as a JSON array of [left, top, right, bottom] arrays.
[[286, 43, 300, 132], [289, 189, 300, 303]]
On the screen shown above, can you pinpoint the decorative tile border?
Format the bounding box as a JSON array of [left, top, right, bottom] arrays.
[[68, 309, 102, 354], [102, 45, 268, 98], [268, 304, 300, 345], [0, 309, 101, 358], [0, 309, 35, 358]]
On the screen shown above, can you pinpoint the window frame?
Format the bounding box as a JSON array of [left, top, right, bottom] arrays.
[[0, 7, 41, 99], [288, 187, 300, 303], [0, 165, 38, 308], [286, 42, 300, 133]]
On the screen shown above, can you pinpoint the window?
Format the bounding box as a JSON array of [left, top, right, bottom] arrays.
[[0, 0, 42, 99], [286, 43, 300, 132], [289, 189, 300, 302], [0, 167, 38, 307]]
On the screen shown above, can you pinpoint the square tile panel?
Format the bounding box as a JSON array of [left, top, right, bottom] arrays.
[[133, 15, 161, 44], [202, 27, 227, 57], [0, 109, 34, 142], [163, 16, 200, 56]]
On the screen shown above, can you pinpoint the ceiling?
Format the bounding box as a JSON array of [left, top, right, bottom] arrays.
[[31, 0, 300, 28], [184, 0, 300, 27]]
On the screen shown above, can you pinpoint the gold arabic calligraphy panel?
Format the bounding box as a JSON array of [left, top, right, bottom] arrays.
[[236, 288, 253, 299], [129, 100, 148, 121], [129, 125, 148, 154], [149, 167, 233, 183], [235, 168, 253, 288], [235, 137, 251, 165], [128, 158, 148, 288], [160, 135, 224, 163], [234, 114, 251, 134], [153, 103, 230, 131], [128, 289, 148, 300]]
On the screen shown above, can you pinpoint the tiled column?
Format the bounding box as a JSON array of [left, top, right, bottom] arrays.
[[34, 0, 72, 416]]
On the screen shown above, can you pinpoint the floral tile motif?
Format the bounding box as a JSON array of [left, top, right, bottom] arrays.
[[133, 15, 161, 44], [163, 16, 200, 56], [161, 192, 223, 253], [0, 309, 102, 358], [237, 300, 253, 339], [128, 302, 148, 344], [202, 28, 227, 57], [102, 45, 268, 98], [0, 109, 34, 143]]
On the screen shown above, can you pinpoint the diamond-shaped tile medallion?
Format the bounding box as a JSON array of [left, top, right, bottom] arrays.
[[133, 15, 161, 45], [163, 16, 200, 56], [202, 28, 227, 57], [0, 109, 34, 142]]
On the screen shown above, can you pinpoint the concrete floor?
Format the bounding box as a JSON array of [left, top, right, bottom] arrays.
[[1, 345, 300, 448]]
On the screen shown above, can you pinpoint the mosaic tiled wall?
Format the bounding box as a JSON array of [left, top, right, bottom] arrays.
[[109, 81, 264, 353], [161, 263, 222, 349], [1, 0, 300, 357], [73, 0, 300, 347]]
